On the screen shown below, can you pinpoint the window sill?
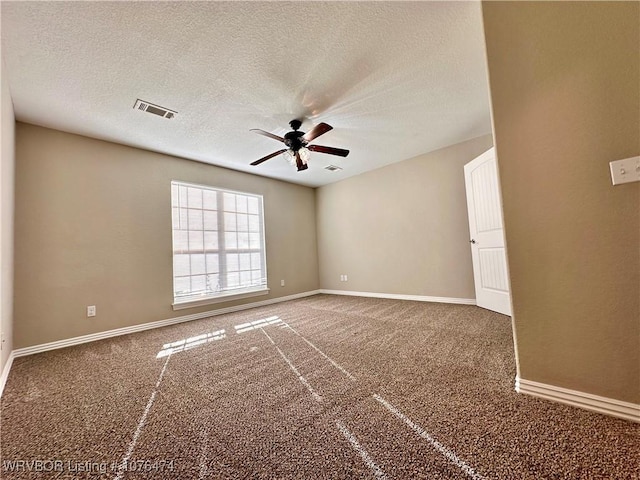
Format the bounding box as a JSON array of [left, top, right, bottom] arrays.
[[172, 288, 270, 311]]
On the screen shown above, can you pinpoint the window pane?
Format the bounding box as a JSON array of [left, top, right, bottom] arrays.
[[178, 185, 188, 207], [188, 209, 203, 230], [224, 212, 236, 231], [251, 253, 261, 268], [227, 272, 240, 288], [191, 275, 206, 293], [206, 254, 219, 273], [172, 207, 179, 227], [249, 233, 261, 249], [223, 193, 236, 211], [174, 277, 190, 296], [237, 214, 248, 232], [238, 232, 249, 249], [248, 197, 259, 214], [236, 195, 248, 213], [187, 187, 202, 209], [227, 253, 239, 272], [248, 214, 259, 232], [239, 253, 251, 270], [251, 269, 262, 283], [174, 254, 190, 277], [203, 210, 218, 230], [171, 184, 179, 207], [225, 231, 237, 249], [240, 271, 251, 285], [173, 231, 189, 252], [188, 231, 204, 251], [204, 232, 218, 250], [207, 273, 220, 292], [202, 190, 217, 210], [190, 254, 206, 275], [178, 209, 188, 230]]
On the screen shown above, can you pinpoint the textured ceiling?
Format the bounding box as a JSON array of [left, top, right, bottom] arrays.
[[1, 1, 492, 187]]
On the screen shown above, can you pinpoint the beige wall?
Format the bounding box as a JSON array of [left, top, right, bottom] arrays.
[[316, 135, 493, 298], [1, 57, 15, 372], [482, 2, 639, 403], [14, 123, 319, 348]]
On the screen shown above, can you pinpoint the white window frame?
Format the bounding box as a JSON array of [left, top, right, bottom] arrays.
[[171, 181, 269, 310]]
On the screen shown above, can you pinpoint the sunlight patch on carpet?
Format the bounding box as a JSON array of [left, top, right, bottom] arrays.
[[235, 315, 282, 333], [156, 330, 226, 358]]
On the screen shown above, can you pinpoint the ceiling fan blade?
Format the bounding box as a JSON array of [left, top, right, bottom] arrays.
[[250, 149, 287, 166], [303, 122, 333, 142], [308, 144, 350, 157], [250, 129, 285, 143]]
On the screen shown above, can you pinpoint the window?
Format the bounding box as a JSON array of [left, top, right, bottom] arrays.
[[171, 181, 268, 309]]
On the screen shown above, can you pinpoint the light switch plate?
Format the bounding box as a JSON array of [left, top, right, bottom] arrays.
[[609, 156, 640, 185]]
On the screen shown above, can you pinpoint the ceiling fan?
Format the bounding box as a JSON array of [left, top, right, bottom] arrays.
[[250, 119, 349, 171]]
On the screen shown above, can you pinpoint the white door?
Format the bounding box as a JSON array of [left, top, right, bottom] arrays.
[[464, 148, 512, 316]]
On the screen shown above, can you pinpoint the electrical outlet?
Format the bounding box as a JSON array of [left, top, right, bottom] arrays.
[[280, 279, 285, 287], [344, 274, 348, 282], [87, 305, 96, 317]]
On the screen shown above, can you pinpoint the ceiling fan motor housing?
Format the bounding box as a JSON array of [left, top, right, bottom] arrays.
[[284, 130, 306, 151]]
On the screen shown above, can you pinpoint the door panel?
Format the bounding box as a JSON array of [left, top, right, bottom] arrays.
[[464, 148, 512, 316], [478, 248, 509, 292]]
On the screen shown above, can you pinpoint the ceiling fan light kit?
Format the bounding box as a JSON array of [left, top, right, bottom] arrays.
[[251, 119, 349, 172], [283, 148, 311, 169]]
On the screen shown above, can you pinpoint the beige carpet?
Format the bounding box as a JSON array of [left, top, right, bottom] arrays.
[[1, 295, 638, 479]]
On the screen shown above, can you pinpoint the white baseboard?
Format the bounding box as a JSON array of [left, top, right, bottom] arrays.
[[319, 289, 476, 305], [516, 377, 640, 423], [0, 351, 15, 398], [11, 290, 321, 359], [5, 292, 638, 425]]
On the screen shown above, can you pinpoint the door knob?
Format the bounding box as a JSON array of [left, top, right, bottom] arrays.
[[470, 239, 476, 244]]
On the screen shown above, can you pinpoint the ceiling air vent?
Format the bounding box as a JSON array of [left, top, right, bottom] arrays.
[[324, 165, 342, 172], [133, 99, 177, 119]]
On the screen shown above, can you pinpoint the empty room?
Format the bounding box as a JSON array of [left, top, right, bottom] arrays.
[[0, 1, 638, 479]]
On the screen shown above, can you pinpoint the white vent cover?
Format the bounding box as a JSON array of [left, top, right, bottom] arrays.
[[324, 165, 342, 172], [133, 99, 177, 119]]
